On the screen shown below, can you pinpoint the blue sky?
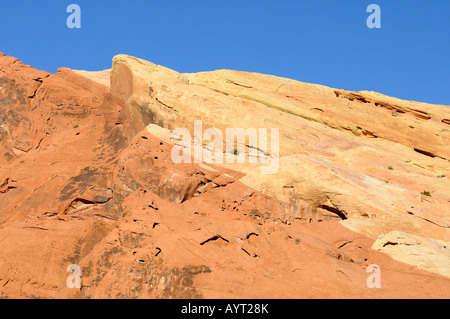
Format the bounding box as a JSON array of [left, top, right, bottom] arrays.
[[0, 1, 449, 104]]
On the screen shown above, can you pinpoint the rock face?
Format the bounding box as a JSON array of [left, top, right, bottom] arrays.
[[372, 231, 450, 278], [0, 53, 449, 298]]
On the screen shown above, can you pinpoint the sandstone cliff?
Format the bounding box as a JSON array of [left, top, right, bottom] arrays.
[[0, 53, 448, 298]]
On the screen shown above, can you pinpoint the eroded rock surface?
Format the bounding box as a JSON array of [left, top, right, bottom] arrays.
[[0, 53, 448, 299]]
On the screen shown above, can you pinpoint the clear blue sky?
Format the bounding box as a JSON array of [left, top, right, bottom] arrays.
[[0, 1, 449, 104]]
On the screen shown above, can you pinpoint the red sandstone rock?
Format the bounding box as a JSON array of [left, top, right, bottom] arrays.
[[0, 54, 448, 299]]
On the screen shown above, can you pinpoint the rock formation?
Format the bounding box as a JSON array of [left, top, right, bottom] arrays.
[[0, 53, 448, 298]]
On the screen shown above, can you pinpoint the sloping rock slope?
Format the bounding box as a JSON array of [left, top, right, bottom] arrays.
[[0, 53, 448, 298]]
